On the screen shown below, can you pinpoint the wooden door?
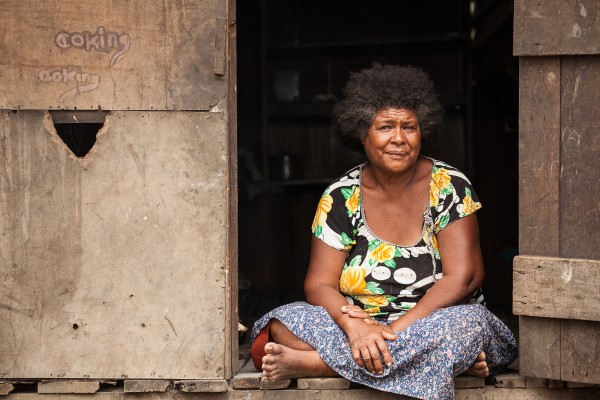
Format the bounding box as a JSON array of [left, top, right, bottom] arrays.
[[0, 0, 236, 380], [514, 0, 600, 384]]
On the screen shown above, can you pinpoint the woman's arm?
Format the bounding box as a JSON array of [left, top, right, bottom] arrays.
[[304, 237, 397, 374], [389, 213, 484, 332]]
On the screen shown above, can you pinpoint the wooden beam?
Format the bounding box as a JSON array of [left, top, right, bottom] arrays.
[[518, 316, 561, 380], [514, 256, 600, 321], [561, 319, 600, 384], [514, 0, 600, 55], [559, 56, 600, 260], [226, 0, 239, 379], [518, 57, 561, 256]]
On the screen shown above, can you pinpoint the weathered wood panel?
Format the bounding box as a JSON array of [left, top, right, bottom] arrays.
[[6, 388, 600, 400], [0, 110, 228, 379], [514, 256, 600, 321], [518, 316, 561, 381], [560, 57, 600, 260], [518, 57, 560, 256], [0, 0, 227, 110], [561, 319, 600, 384], [514, 0, 600, 56], [226, 0, 238, 378]]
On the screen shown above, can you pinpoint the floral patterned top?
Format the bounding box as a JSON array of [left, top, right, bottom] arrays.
[[311, 158, 485, 322]]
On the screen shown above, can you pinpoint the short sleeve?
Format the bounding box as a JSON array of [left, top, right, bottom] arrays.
[[430, 165, 482, 233], [311, 175, 360, 251]]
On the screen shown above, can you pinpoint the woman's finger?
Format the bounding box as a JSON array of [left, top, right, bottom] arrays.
[[360, 346, 376, 373], [341, 305, 371, 319], [352, 345, 365, 369], [375, 336, 394, 367], [382, 330, 398, 341], [380, 324, 399, 341], [367, 342, 385, 374], [349, 309, 371, 319]]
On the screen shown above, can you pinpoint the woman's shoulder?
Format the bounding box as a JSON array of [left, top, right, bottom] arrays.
[[426, 157, 482, 229], [427, 157, 474, 185], [323, 163, 364, 193]]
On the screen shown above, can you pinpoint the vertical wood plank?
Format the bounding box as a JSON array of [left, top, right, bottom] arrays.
[[518, 57, 561, 256], [226, 0, 239, 378], [561, 319, 600, 383], [518, 316, 562, 380], [560, 56, 600, 260]]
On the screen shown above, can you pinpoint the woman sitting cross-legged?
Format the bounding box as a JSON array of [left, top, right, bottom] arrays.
[[249, 64, 517, 400]]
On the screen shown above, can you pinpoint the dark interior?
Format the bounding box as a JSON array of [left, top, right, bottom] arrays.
[[236, 0, 518, 338]]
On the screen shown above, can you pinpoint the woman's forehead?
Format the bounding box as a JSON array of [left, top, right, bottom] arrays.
[[374, 108, 418, 120]]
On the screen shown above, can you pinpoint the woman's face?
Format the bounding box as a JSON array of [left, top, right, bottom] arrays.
[[362, 108, 421, 175]]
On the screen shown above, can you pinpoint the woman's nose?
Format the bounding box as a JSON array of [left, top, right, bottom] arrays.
[[390, 128, 407, 143]]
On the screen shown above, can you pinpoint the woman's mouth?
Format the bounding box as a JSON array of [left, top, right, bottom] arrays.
[[387, 151, 408, 158]]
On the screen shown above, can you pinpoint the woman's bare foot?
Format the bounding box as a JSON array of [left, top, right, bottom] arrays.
[[261, 342, 337, 381], [269, 319, 316, 351], [465, 351, 489, 377]]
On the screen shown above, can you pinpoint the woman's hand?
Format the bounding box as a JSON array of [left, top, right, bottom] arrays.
[[341, 305, 397, 336], [341, 304, 371, 319], [342, 306, 397, 374]]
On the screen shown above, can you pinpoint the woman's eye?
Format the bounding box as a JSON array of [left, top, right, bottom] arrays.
[[380, 125, 392, 130], [404, 125, 416, 131]]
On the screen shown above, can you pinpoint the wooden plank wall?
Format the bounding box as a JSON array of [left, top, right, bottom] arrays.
[[515, 0, 600, 385], [0, 0, 227, 110], [0, 0, 234, 381], [0, 111, 229, 379]]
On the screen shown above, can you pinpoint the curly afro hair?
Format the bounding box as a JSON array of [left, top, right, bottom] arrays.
[[333, 64, 443, 149]]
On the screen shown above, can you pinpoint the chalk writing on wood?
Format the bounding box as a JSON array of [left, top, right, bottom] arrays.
[[38, 67, 100, 102], [55, 26, 130, 67]]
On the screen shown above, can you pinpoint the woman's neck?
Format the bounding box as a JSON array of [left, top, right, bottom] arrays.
[[364, 157, 425, 197]]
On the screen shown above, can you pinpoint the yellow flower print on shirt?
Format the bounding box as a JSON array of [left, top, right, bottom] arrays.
[[339, 266, 371, 296], [345, 187, 360, 215], [312, 193, 333, 234], [429, 167, 452, 208], [356, 294, 389, 308], [458, 187, 482, 217], [371, 243, 395, 262], [341, 186, 360, 217]]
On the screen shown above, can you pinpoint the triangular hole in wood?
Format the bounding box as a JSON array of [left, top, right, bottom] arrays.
[[49, 111, 109, 158]]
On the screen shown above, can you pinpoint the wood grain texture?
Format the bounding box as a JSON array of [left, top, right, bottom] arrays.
[[514, 0, 600, 55], [561, 319, 600, 384], [518, 57, 561, 256], [0, 0, 227, 110], [518, 316, 561, 380], [0, 111, 228, 379], [225, 0, 238, 379], [559, 56, 600, 260], [513, 256, 600, 321]]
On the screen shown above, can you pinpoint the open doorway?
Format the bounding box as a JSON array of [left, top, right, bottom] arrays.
[[236, 0, 518, 346]]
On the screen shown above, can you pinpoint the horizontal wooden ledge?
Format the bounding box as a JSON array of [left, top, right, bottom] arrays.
[[3, 386, 600, 400], [513, 255, 600, 321]]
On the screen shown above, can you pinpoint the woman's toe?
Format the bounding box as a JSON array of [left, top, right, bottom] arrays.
[[474, 361, 487, 370]]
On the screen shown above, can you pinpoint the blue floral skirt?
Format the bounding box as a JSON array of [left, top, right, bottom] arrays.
[[251, 302, 517, 400]]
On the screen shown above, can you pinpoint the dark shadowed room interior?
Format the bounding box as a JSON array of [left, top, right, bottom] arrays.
[[236, 0, 518, 341]]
